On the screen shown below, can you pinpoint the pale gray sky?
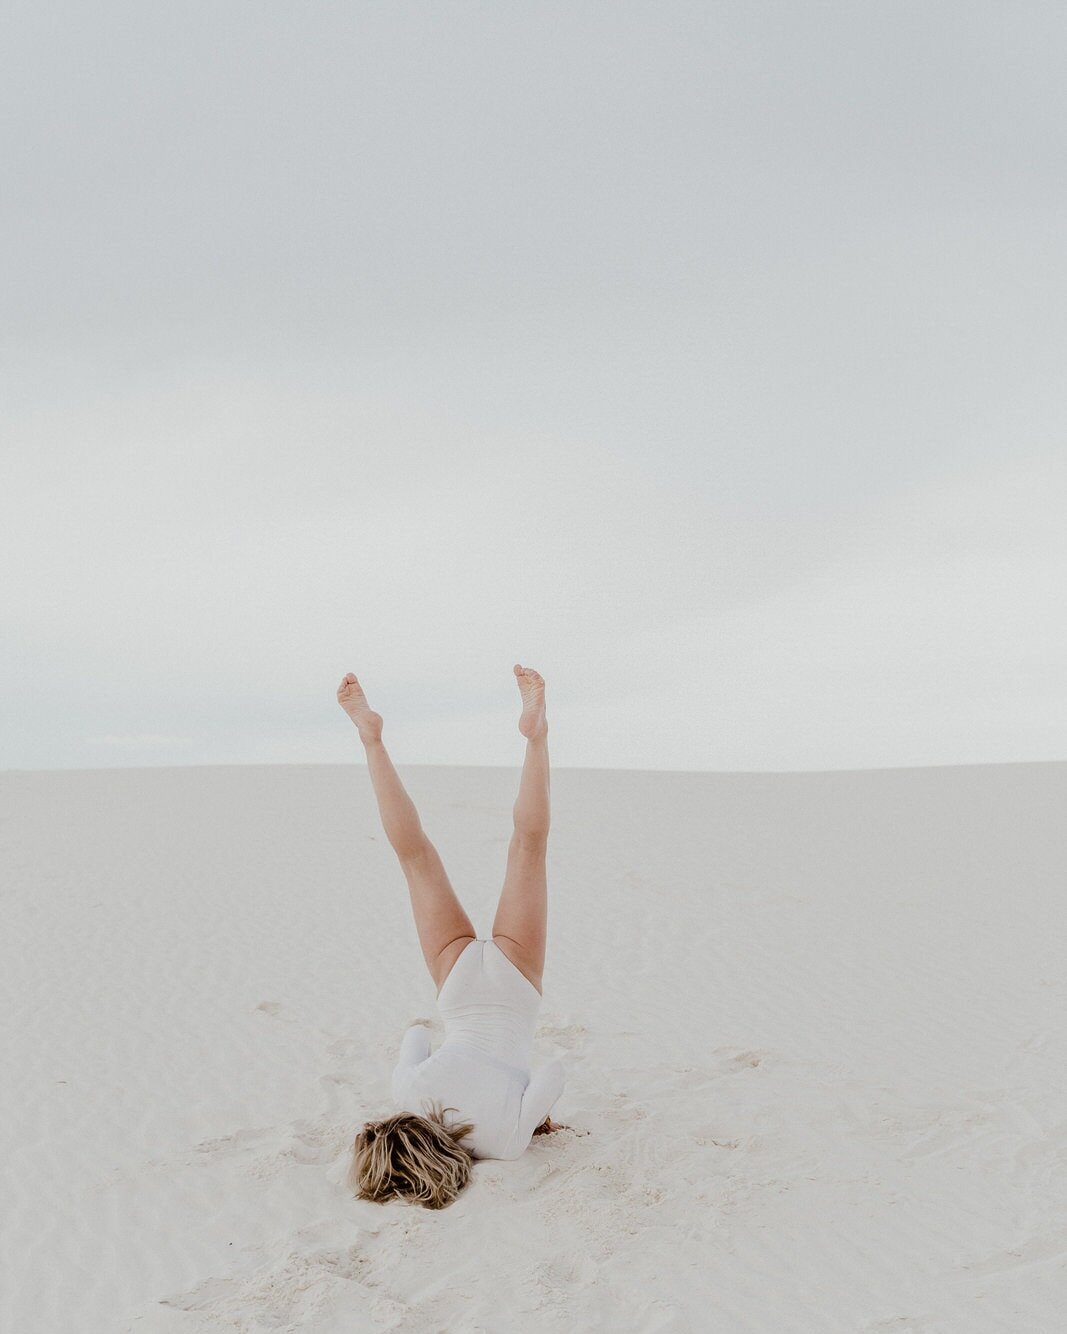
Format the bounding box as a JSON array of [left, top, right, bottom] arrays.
[[3, 2, 1065, 772]]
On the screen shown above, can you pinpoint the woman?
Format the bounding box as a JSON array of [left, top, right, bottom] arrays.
[[338, 664, 567, 1210]]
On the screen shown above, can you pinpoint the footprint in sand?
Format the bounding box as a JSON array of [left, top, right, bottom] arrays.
[[537, 1022, 588, 1049], [160, 1243, 376, 1326], [712, 1046, 770, 1071], [194, 1126, 278, 1156]]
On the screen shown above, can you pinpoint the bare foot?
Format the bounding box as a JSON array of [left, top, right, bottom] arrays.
[[336, 672, 384, 744], [514, 664, 548, 740]]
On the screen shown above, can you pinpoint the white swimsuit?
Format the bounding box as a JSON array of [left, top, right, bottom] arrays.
[[391, 937, 565, 1160]]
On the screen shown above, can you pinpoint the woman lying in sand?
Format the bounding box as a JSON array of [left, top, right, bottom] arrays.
[[338, 664, 567, 1210]]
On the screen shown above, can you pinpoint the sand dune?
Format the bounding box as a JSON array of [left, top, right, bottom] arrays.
[[1, 761, 1064, 1332]]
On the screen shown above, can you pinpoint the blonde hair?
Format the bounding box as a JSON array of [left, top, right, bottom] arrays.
[[347, 1100, 476, 1210]]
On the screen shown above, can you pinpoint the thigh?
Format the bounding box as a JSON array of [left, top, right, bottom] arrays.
[[490, 835, 547, 992], [398, 839, 477, 991], [433, 935, 478, 998]]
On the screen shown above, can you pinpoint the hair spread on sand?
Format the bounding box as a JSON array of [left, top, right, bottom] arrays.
[[348, 1100, 476, 1210]]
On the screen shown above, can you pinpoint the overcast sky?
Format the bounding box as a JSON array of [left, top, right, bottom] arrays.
[[3, 1, 1065, 773]]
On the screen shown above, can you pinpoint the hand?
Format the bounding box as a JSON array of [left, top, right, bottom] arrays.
[[532, 1115, 567, 1135]]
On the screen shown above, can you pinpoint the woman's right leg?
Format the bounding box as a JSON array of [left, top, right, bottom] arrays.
[[338, 674, 475, 988]]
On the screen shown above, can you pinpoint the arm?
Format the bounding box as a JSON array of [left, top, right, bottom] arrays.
[[516, 1058, 565, 1147], [391, 1024, 432, 1104]]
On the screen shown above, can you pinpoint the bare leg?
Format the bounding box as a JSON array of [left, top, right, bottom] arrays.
[[337, 673, 475, 987], [491, 665, 550, 994]]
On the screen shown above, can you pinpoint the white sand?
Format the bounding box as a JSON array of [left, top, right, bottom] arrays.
[[1, 760, 1065, 1333]]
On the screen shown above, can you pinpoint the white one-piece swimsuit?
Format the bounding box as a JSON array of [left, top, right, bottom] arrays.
[[391, 937, 565, 1161]]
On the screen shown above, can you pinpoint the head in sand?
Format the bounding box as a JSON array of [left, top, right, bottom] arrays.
[[338, 664, 566, 1209]]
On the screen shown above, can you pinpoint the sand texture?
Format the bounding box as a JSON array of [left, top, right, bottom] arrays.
[[1, 761, 1065, 1333]]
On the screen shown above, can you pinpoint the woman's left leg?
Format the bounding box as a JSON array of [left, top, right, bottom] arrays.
[[339, 673, 475, 989], [363, 738, 476, 987]]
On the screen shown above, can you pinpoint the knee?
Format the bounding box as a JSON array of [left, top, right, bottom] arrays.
[[395, 834, 435, 865], [510, 827, 549, 851]]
